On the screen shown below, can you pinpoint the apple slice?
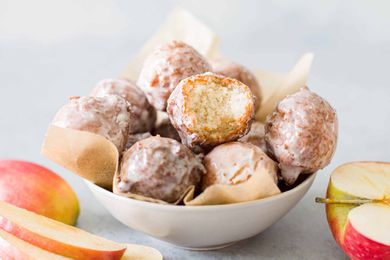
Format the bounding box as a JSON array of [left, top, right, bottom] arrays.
[[0, 201, 126, 259], [316, 162, 390, 260], [122, 244, 163, 260], [0, 229, 69, 260]]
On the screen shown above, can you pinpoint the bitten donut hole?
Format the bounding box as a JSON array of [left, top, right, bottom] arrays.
[[187, 83, 249, 138]]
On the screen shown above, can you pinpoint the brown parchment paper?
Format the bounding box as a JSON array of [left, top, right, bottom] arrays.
[[255, 53, 314, 122], [41, 125, 118, 189], [121, 7, 220, 79], [42, 7, 312, 206], [184, 166, 281, 206], [253, 69, 286, 104], [41, 124, 192, 204]]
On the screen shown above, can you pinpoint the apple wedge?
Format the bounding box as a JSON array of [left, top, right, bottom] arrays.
[[317, 162, 390, 260], [0, 229, 69, 260], [0, 201, 126, 259], [122, 244, 163, 260]]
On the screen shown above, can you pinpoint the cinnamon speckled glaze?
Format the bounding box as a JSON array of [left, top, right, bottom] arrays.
[[137, 41, 211, 111], [211, 58, 262, 110], [265, 88, 338, 185], [202, 142, 278, 190], [167, 73, 255, 152], [117, 136, 205, 203], [52, 95, 131, 152], [91, 78, 156, 134]]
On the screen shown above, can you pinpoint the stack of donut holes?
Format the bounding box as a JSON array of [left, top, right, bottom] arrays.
[[53, 40, 338, 204]]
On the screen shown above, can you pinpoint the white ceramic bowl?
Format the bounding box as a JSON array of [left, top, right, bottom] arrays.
[[85, 174, 315, 250]]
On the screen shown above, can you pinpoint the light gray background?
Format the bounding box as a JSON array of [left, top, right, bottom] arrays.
[[1, 1, 389, 259]]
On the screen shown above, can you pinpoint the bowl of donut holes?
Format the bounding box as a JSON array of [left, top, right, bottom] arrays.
[[42, 9, 337, 250]]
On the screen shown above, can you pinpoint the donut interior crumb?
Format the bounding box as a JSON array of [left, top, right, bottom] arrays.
[[187, 82, 250, 138]]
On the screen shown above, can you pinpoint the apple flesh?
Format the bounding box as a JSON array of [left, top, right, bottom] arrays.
[[0, 201, 126, 259], [320, 162, 390, 260], [344, 204, 390, 260], [122, 244, 163, 260], [0, 229, 69, 260], [0, 160, 79, 225]]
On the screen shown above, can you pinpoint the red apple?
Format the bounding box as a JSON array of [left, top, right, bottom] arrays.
[[0, 229, 69, 259], [0, 201, 127, 259], [317, 162, 390, 260], [0, 160, 79, 225]]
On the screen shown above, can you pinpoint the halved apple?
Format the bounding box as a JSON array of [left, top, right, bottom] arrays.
[[0, 229, 69, 260], [0, 201, 126, 259], [317, 162, 390, 260]]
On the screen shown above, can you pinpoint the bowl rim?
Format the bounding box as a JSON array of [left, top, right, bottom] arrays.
[[85, 173, 316, 212]]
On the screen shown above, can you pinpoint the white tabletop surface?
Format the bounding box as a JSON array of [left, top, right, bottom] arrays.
[[1, 1, 389, 259]]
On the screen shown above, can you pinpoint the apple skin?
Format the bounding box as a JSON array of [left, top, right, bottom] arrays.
[[343, 221, 390, 260], [325, 179, 356, 247], [0, 233, 33, 260], [0, 217, 126, 260], [0, 160, 79, 225], [325, 178, 390, 260], [0, 201, 127, 260], [0, 236, 37, 260], [0, 229, 68, 260]]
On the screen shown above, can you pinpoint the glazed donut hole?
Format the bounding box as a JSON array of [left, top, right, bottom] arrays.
[[116, 136, 205, 203], [265, 88, 338, 186], [91, 78, 156, 134], [167, 73, 255, 150], [202, 142, 278, 190], [137, 40, 211, 111], [188, 82, 250, 137], [210, 59, 262, 110], [52, 95, 131, 152]]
